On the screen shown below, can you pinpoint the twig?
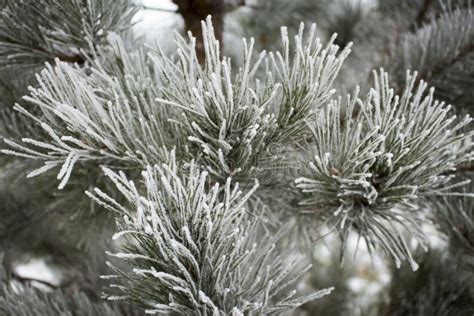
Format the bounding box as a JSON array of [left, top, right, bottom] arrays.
[[423, 43, 474, 81], [140, 5, 178, 13]]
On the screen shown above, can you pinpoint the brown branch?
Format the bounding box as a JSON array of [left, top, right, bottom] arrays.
[[169, 0, 266, 64], [55, 53, 85, 64]]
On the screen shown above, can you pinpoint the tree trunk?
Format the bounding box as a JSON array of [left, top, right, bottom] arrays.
[[173, 0, 226, 64]]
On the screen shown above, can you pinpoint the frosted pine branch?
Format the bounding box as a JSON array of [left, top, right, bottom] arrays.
[[2, 17, 350, 188], [1, 36, 178, 189], [430, 177, 474, 256], [0, 282, 141, 316], [157, 17, 351, 182], [382, 250, 474, 315], [88, 150, 333, 314], [0, 0, 138, 69], [296, 69, 473, 270], [397, 5, 473, 82]]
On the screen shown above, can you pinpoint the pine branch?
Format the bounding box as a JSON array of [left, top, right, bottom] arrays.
[[380, 250, 474, 315], [424, 44, 473, 84], [0, 0, 138, 69], [296, 69, 473, 270], [2, 18, 350, 190], [428, 50, 474, 114], [152, 18, 350, 184], [87, 150, 333, 314], [396, 5, 474, 88], [1, 34, 178, 189], [429, 176, 474, 257], [0, 281, 143, 316]]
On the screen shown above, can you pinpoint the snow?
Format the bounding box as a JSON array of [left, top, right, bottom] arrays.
[[133, 0, 181, 48], [14, 257, 62, 288]]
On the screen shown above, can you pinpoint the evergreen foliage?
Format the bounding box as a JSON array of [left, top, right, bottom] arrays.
[[380, 250, 474, 316], [0, 0, 137, 69], [2, 19, 351, 188], [89, 151, 333, 314], [395, 4, 474, 112], [0, 0, 473, 314], [296, 70, 472, 269], [0, 278, 143, 316], [430, 175, 474, 257]]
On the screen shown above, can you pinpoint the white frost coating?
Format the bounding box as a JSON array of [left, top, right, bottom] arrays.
[[296, 69, 472, 270], [92, 149, 331, 314], [3, 14, 351, 189]]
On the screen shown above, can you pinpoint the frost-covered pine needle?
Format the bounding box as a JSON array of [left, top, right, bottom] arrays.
[[296, 69, 473, 270], [3, 17, 351, 188], [88, 150, 333, 314]]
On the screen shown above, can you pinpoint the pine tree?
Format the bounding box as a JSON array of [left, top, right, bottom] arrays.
[[0, 0, 473, 315]]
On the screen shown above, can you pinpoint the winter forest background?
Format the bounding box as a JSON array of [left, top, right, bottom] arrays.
[[0, 0, 473, 315]]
